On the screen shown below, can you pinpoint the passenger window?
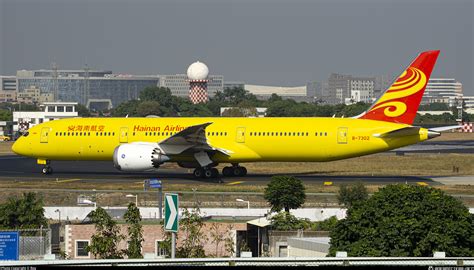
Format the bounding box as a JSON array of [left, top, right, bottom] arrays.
[[325, 132, 327, 136]]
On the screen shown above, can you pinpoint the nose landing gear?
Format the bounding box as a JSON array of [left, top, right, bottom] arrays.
[[42, 165, 53, 175], [38, 159, 53, 175]]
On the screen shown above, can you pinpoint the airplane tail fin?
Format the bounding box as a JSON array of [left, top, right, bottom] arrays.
[[358, 50, 440, 125]]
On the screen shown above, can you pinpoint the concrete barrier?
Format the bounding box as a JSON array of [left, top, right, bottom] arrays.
[[44, 207, 474, 222]]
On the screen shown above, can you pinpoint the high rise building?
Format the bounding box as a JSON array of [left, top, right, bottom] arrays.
[[422, 78, 463, 107], [327, 73, 375, 104]]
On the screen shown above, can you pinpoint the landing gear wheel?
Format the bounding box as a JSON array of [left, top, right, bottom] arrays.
[[222, 167, 232, 177], [211, 168, 219, 178], [204, 168, 213, 179], [42, 166, 53, 175], [233, 166, 243, 177], [193, 168, 204, 178], [241, 166, 247, 176]]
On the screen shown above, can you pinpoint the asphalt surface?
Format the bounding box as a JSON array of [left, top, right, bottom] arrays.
[[0, 139, 471, 186], [0, 154, 443, 186]]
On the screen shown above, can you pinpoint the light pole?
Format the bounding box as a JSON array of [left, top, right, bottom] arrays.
[[236, 198, 250, 209], [54, 209, 61, 223], [126, 194, 138, 206]]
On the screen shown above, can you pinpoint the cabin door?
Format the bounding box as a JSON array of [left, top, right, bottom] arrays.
[[119, 127, 129, 143], [40, 127, 50, 143], [236, 127, 246, 143], [337, 127, 348, 144]]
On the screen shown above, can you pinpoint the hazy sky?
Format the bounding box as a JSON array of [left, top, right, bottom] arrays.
[[1, 0, 473, 94]]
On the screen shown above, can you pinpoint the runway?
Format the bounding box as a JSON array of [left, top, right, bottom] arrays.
[[0, 154, 445, 186], [1, 138, 472, 186]]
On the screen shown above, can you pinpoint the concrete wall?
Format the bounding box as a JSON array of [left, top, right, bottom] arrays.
[[45, 207, 348, 222], [45, 207, 474, 222]]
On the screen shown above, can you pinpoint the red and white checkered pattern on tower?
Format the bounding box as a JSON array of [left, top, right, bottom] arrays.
[[460, 122, 473, 133], [189, 80, 209, 104]]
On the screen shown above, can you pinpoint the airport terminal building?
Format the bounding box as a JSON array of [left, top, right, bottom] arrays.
[[14, 70, 160, 110]]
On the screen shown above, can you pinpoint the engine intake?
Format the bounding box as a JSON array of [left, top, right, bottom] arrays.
[[113, 143, 170, 171]]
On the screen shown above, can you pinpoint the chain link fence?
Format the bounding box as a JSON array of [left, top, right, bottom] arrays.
[[2, 228, 51, 260]]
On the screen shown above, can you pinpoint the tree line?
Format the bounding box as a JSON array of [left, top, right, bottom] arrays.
[[111, 86, 471, 124], [0, 87, 471, 124]]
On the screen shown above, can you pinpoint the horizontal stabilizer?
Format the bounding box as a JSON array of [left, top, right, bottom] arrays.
[[373, 127, 420, 138], [428, 125, 461, 132]]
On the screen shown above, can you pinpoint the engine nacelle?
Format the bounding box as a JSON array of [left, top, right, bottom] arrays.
[[113, 143, 170, 171]]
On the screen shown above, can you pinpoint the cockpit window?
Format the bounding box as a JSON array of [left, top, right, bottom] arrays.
[[22, 131, 29, 137]]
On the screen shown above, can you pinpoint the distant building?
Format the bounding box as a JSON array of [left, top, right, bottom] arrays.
[[305, 81, 321, 99], [422, 78, 463, 107], [224, 81, 245, 90], [159, 74, 224, 98], [347, 77, 375, 104], [15, 69, 160, 108], [244, 84, 310, 101], [12, 102, 78, 134], [220, 107, 267, 117], [374, 75, 393, 98], [0, 76, 17, 102], [16, 85, 53, 104], [327, 73, 375, 104], [463, 96, 474, 114]]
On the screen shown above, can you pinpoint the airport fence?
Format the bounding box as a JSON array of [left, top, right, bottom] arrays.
[[1, 228, 52, 260]]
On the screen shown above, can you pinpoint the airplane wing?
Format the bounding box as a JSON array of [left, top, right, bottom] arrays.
[[157, 122, 230, 157]]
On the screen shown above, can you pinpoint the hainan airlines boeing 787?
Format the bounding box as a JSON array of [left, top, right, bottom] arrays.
[[12, 50, 457, 178]]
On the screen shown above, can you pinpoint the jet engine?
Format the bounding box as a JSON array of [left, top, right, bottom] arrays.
[[113, 143, 170, 171]]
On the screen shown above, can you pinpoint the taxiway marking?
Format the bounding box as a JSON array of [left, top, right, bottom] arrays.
[[56, 178, 82, 183], [226, 181, 244, 186]]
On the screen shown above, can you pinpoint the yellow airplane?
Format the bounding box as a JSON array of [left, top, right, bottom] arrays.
[[12, 50, 458, 178]]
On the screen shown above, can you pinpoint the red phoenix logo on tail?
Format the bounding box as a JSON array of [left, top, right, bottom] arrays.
[[359, 50, 439, 125]]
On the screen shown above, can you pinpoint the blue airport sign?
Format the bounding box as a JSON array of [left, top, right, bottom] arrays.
[[149, 178, 162, 188], [0, 231, 19, 260]]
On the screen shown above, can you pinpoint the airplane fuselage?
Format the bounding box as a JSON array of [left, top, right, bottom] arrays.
[[13, 117, 429, 164]]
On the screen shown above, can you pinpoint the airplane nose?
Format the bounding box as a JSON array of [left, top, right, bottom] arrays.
[[11, 139, 24, 155]]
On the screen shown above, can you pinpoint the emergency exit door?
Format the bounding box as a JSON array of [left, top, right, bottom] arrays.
[[236, 127, 246, 143], [40, 127, 50, 143], [337, 127, 348, 144], [119, 127, 129, 143]]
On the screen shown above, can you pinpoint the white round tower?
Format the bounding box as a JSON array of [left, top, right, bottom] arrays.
[[187, 61, 209, 104]]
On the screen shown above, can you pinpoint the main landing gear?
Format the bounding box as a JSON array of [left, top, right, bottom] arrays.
[[192, 164, 248, 179], [222, 165, 247, 177], [193, 167, 219, 179]]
